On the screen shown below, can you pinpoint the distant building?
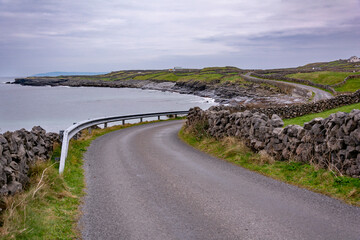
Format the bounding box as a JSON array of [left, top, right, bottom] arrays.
[[169, 67, 183, 72], [348, 56, 360, 63]]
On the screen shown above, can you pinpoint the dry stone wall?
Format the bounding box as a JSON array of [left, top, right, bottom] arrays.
[[186, 107, 360, 178], [0, 127, 58, 196], [212, 89, 360, 119]]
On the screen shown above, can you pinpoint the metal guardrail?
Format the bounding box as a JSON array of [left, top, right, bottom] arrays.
[[59, 111, 189, 174]]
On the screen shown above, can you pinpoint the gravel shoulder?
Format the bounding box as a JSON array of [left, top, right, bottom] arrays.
[[80, 120, 360, 240]]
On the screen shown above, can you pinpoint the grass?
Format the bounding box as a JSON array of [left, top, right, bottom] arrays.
[[287, 71, 360, 91], [335, 78, 360, 92], [0, 141, 83, 240], [178, 73, 223, 83], [179, 128, 360, 206], [283, 102, 360, 126], [0, 118, 183, 239], [220, 75, 244, 83]]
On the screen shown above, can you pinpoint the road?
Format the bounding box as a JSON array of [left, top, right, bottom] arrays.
[[80, 120, 360, 240], [243, 73, 333, 102]]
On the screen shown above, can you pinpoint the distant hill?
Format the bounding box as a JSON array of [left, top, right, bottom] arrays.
[[32, 72, 108, 77]]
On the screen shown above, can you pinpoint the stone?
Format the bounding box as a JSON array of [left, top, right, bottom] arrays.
[[0, 135, 7, 144], [350, 128, 360, 144], [7, 181, 22, 195], [9, 161, 19, 171], [343, 119, 357, 135]]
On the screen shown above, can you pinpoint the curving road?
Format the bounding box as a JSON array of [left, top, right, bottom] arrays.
[[80, 120, 360, 240], [243, 73, 333, 102]]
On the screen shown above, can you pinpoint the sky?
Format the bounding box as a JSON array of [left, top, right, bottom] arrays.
[[0, 0, 359, 76]]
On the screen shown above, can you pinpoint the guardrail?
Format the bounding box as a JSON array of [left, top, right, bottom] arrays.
[[59, 111, 189, 174]]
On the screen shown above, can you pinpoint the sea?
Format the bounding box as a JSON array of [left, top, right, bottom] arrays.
[[0, 77, 215, 133]]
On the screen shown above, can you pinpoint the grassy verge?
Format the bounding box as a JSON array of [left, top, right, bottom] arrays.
[[179, 128, 360, 206], [283, 102, 360, 127], [0, 141, 82, 240], [0, 118, 183, 239]]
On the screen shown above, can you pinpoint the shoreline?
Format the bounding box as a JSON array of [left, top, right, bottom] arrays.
[[12, 77, 307, 106]]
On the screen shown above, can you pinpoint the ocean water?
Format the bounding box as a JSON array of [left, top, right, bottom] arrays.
[[0, 77, 215, 133]]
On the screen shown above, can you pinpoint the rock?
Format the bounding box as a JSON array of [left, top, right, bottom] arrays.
[[0, 135, 7, 144], [350, 128, 360, 144], [343, 119, 357, 135], [271, 114, 284, 127], [9, 161, 19, 171], [0, 127, 58, 196], [7, 181, 22, 195]]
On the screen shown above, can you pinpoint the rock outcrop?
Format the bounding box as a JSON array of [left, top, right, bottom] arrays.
[[186, 107, 360, 178], [0, 127, 59, 196]]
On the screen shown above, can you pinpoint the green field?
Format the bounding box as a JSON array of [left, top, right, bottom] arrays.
[[287, 71, 360, 92], [335, 78, 360, 92], [70, 66, 245, 84]]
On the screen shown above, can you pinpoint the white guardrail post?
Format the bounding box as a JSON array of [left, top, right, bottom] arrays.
[[58, 111, 188, 174]]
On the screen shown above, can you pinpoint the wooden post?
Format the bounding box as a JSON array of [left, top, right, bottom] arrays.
[[175, 114, 177, 118], [158, 116, 161, 120], [122, 120, 125, 125], [140, 117, 143, 123], [104, 122, 108, 128]]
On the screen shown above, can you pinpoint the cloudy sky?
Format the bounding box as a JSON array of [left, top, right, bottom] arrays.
[[0, 0, 359, 76]]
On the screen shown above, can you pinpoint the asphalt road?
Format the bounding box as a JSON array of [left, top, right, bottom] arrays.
[[243, 73, 333, 102], [80, 120, 360, 240]]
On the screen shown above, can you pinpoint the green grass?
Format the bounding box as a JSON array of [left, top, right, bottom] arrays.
[[220, 75, 244, 83], [133, 72, 165, 80], [287, 71, 360, 88], [178, 73, 223, 83], [179, 128, 360, 206], [0, 142, 83, 240], [335, 78, 360, 92], [283, 102, 360, 126], [0, 119, 183, 239]]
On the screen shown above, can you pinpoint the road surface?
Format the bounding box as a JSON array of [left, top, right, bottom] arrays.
[[80, 120, 359, 240], [243, 73, 333, 102]]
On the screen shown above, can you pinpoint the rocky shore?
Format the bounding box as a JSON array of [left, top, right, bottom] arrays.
[[13, 77, 307, 106]]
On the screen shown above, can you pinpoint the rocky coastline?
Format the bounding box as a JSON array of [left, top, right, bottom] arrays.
[[13, 77, 307, 106]]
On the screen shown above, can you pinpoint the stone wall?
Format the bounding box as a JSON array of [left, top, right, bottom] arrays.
[[212, 89, 360, 119], [0, 127, 59, 196], [186, 107, 360, 178]]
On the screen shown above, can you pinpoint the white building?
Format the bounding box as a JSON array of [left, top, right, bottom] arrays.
[[348, 56, 360, 63]]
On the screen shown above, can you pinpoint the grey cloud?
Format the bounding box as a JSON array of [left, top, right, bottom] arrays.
[[0, 0, 359, 76]]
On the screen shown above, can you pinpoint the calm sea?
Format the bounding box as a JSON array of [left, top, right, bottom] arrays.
[[0, 77, 215, 133]]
